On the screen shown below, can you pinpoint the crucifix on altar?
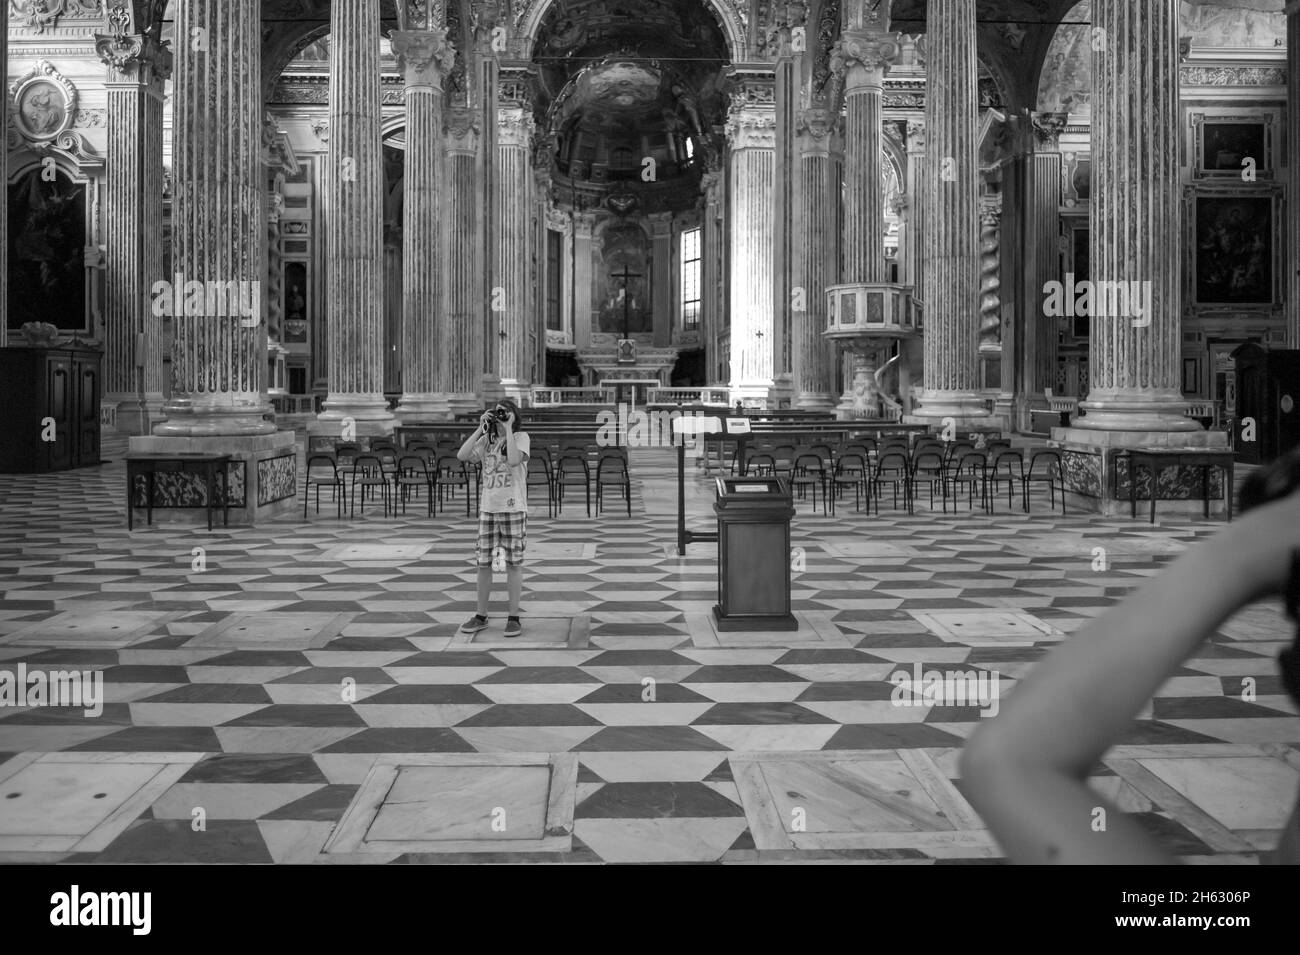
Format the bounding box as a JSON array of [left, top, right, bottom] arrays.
[[611, 263, 641, 364]]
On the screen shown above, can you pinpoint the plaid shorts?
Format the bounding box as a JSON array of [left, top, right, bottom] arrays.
[[476, 511, 527, 568]]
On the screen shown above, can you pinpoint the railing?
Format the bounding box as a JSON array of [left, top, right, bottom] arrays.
[[647, 387, 731, 406], [1047, 396, 1079, 415], [529, 386, 615, 407], [1184, 400, 1221, 428]]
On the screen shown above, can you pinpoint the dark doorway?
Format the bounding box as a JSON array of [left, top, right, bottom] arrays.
[[671, 349, 705, 386], [545, 349, 581, 387]]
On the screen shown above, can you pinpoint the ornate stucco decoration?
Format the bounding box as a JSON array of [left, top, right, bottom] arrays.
[[10, 0, 103, 33], [9, 59, 79, 146]]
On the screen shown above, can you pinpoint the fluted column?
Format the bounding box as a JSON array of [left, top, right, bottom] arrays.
[[572, 211, 596, 353], [1288, 1, 1300, 349], [393, 28, 454, 421], [1079, 0, 1198, 431], [901, 119, 926, 288], [649, 212, 674, 350], [155, 0, 272, 436], [839, 30, 898, 284], [439, 109, 486, 414], [319, 0, 393, 432], [912, 0, 987, 419], [1020, 112, 1065, 407], [726, 72, 777, 405], [701, 167, 725, 386], [95, 25, 170, 435], [793, 108, 838, 411], [495, 77, 537, 404]]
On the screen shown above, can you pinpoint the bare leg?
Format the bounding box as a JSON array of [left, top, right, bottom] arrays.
[[507, 565, 522, 616], [476, 565, 492, 616]]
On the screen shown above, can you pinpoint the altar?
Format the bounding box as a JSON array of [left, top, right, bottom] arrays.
[[577, 334, 678, 405]]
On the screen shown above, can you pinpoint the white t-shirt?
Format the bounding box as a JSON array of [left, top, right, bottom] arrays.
[[474, 431, 531, 514]]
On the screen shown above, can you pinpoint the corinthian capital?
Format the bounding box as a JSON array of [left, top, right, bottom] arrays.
[[391, 27, 456, 87], [94, 31, 172, 82]]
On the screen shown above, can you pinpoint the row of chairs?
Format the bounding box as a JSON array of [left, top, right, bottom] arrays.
[[745, 440, 1065, 516], [303, 439, 632, 520]]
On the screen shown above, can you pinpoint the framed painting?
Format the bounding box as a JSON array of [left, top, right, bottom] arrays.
[[1192, 193, 1278, 306], [1189, 110, 1277, 180]]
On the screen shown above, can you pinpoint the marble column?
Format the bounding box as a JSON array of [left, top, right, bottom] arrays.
[[725, 73, 778, 405], [439, 109, 486, 414], [701, 167, 725, 388], [793, 108, 838, 412], [649, 212, 675, 351], [1077, 0, 1197, 431], [318, 0, 393, 433], [1020, 112, 1065, 411], [95, 25, 170, 435], [495, 84, 537, 404], [912, 0, 987, 420], [393, 28, 454, 422], [901, 119, 926, 290], [154, 0, 272, 437], [572, 211, 596, 353], [771, 41, 798, 406], [839, 31, 897, 284], [1288, 0, 1300, 349]]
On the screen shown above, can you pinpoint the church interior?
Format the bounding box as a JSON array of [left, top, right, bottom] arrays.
[[0, 0, 1298, 869]]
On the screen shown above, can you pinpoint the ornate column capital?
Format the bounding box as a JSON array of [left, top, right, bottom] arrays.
[[445, 107, 481, 152], [726, 72, 777, 152], [94, 31, 172, 83], [833, 29, 902, 93], [497, 104, 534, 147], [391, 28, 455, 90], [647, 210, 675, 236], [1029, 110, 1069, 152]]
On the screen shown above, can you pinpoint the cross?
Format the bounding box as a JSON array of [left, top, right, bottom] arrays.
[[611, 263, 642, 340]]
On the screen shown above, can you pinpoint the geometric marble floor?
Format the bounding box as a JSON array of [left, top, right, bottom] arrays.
[[0, 435, 1295, 863]]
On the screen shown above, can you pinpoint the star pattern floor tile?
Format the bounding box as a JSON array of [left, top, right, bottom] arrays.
[[0, 437, 1294, 863]]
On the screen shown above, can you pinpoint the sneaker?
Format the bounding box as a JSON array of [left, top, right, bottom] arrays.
[[460, 614, 488, 634], [504, 617, 522, 638]]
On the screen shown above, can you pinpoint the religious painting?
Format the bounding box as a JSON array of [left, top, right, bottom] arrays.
[[1194, 195, 1274, 305], [7, 167, 86, 331], [1190, 111, 1276, 180], [595, 220, 651, 335], [283, 262, 309, 344]]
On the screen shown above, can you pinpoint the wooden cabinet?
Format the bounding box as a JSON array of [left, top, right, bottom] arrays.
[[0, 345, 102, 473]]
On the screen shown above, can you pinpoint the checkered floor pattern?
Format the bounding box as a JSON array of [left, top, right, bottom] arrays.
[[0, 434, 1295, 863]]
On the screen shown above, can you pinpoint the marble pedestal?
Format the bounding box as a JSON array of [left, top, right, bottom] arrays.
[[1050, 426, 1233, 518], [127, 431, 299, 526], [105, 395, 165, 436]]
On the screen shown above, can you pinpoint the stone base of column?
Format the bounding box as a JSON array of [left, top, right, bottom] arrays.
[[1075, 391, 1203, 433], [1049, 426, 1232, 518], [443, 393, 483, 420], [153, 396, 277, 437], [125, 431, 299, 526], [107, 393, 166, 436], [480, 374, 506, 407], [317, 395, 396, 437], [993, 392, 1014, 423], [395, 394, 448, 424], [794, 391, 837, 413], [770, 374, 796, 410], [498, 378, 532, 407], [907, 390, 992, 420]]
